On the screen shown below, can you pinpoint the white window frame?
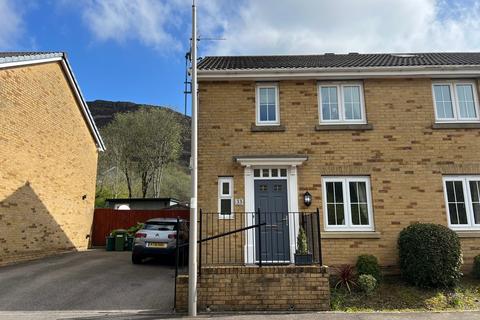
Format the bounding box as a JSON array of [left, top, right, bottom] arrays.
[[318, 82, 366, 125], [256, 83, 280, 126], [218, 177, 234, 219], [322, 176, 374, 232], [432, 80, 480, 123], [443, 175, 480, 231]]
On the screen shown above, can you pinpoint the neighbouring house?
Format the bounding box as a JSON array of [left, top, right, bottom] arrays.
[[196, 52, 480, 274], [105, 197, 182, 210], [0, 52, 104, 265]]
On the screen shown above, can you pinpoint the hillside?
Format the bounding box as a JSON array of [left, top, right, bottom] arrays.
[[87, 100, 191, 166]]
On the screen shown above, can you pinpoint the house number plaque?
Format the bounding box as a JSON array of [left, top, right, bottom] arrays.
[[235, 198, 244, 205]]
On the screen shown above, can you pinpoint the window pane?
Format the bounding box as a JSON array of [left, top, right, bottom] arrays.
[[334, 182, 343, 203], [220, 199, 232, 215], [434, 85, 454, 119], [327, 204, 336, 225], [454, 181, 465, 202], [470, 181, 480, 203], [259, 88, 268, 104], [326, 182, 334, 203], [359, 204, 369, 225], [267, 87, 276, 103], [351, 204, 359, 225], [222, 182, 230, 195], [280, 169, 287, 177], [321, 87, 339, 120], [473, 204, 480, 225], [271, 168, 278, 177], [456, 84, 477, 119], [445, 180, 468, 225], [335, 204, 345, 225], [259, 87, 277, 122], [470, 181, 480, 224], [260, 105, 268, 121], [449, 203, 459, 224], [254, 169, 260, 177], [327, 204, 345, 226], [344, 86, 362, 120], [458, 203, 468, 224], [267, 104, 276, 121], [262, 169, 269, 177], [349, 181, 369, 226], [446, 181, 456, 202]]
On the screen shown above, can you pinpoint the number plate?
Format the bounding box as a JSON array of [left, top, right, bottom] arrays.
[[147, 242, 167, 248]]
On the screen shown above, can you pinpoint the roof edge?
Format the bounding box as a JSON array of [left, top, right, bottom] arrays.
[[0, 52, 105, 151]]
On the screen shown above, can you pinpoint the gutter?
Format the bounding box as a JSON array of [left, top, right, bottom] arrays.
[[197, 65, 480, 80]]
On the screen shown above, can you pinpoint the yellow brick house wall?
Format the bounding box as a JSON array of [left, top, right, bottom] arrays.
[[0, 62, 99, 265], [198, 78, 480, 271]]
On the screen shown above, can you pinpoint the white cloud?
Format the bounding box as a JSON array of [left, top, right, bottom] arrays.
[[0, 0, 24, 50], [79, 0, 183, 52], [203, 0, 480, 55], [73, 0, 480, 55]]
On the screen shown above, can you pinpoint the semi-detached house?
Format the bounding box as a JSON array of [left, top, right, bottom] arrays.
[[196, 52, 480, 271]]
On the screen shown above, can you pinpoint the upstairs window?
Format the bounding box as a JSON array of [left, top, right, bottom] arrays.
[[432, 81, 479, 122], [256, 84, 279, 125], [318, 82, 366, 124], [218, 177, 233, 218], [322, 176, 374, 231], [443, 176, 480, 230]]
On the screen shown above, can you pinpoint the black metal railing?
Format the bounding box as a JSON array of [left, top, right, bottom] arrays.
[[198, 209, 322, 267], [173, 210, 322, 310]]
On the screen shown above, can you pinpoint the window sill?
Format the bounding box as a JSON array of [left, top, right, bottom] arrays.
[[315, 123, 373, 131], [251, 124, 286, 132], [455, 231, 480, 238], [321, 231, 380, 239], [432, 122, 480, 129]]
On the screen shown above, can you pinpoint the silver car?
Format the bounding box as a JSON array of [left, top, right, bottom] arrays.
[[132, 218, 188, 264]]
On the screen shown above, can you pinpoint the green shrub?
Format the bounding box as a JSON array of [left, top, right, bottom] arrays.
[[398, 223, 462, 288], [472, 255, 480, 279], [357, 274, 377, 295], [127, 222, 144, 236], [356, 254, 381, 282], [296, 227, 308, 254]]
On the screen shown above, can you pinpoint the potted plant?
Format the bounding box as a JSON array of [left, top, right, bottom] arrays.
[[294, 227, 313, 265]]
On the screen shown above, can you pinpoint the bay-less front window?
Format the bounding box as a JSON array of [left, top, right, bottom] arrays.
[[318, 83, 366, 124], [443, 176, 480, 230], [256, 84, 279, 125], [218, 177, 234, 218], [432, 81, 480, 122], [322, 176, 374, 231]]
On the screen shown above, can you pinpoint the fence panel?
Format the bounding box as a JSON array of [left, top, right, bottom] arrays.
[[91, 208, 189, 246]]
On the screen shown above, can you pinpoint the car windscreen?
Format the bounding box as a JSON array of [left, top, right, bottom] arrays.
[[144, 222, 177, 231]]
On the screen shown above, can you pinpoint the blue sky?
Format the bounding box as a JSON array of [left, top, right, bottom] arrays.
[[1, 0, 480, 115]]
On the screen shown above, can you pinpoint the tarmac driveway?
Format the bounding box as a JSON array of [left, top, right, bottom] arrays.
[[0, 250, 175, 312]]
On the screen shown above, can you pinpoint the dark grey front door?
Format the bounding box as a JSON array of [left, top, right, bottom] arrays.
[[254, 179, 290, 263]]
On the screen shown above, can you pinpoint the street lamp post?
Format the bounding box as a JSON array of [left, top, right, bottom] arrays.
[[188, 0, 198, 317]]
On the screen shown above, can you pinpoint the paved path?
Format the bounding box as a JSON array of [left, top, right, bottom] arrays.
[[0, 250, 175, 312], [0, 310, 479, 320]]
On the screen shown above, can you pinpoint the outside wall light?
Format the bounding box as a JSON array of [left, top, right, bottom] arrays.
[[303, 191, 312, 207]]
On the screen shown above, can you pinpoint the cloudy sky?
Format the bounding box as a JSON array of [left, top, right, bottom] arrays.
[[1, 0, 479, 113]]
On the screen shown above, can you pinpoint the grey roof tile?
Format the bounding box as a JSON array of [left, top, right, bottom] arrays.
[[198, 52, 480, 70]]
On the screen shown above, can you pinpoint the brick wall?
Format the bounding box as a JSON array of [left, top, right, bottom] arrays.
[[175, 266, 330, 312], [0, 62, 99, 265], [198, 78, 480, 271]]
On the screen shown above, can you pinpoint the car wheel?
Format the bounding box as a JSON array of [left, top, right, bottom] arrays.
[[132, 254, 143, 264]]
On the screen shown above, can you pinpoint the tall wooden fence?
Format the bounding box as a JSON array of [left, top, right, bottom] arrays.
[[91, 208, 190, 247]]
